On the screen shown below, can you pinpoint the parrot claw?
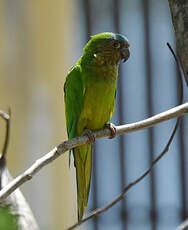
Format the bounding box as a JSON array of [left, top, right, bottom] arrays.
[[105, 123, 116, 139], [83, 129, 95, 144]]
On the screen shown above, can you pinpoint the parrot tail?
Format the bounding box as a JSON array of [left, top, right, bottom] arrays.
[[73, 143, 92, 221]]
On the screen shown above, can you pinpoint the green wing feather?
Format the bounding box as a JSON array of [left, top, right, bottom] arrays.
[[64, 64, 92, 221], [64, 65, 84, 140]]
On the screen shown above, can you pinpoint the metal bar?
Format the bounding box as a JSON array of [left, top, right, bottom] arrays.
[[83, 0, 98, 228], [179, 119, 187, 219], [92, 145, 99, 229], [175, 56, 187, 221], [113, 0, 128, 229], [142, 0, 157, 229], [83, 0, 92, 40]]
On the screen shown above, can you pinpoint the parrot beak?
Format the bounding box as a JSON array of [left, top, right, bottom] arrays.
[[120, 46, 130, 63]]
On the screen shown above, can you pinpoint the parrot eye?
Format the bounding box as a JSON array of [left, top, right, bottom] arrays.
[[113, 41, 120, 49]]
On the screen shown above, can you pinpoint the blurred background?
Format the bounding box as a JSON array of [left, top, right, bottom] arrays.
[[0, 0, 188, 230]]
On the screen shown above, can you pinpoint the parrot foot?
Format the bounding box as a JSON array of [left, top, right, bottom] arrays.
[[83, 129, 95, 144], [104, 123, 116, 139]]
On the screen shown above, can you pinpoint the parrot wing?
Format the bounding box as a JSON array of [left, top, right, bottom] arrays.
[[64, 65, 84, 140], [64, 65, 91, 220], [64, 64, 85, 167]]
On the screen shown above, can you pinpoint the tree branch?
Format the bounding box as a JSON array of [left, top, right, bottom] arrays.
[[176, 218, 188, 230], [0, 109, 11, 161], [0, 103, 187, 203], [0, 111, 10, 121]]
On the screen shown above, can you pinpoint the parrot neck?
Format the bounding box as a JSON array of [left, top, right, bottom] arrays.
[[79, 52, 120, 75]]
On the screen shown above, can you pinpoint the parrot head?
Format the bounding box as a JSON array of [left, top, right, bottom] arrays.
[[83, 32, 130, 65]]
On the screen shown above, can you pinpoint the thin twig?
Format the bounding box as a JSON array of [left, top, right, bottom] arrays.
[[0, 110, 10, 161], [2, 109, 11, 158], [0, 111, 10, 121], [66, 42, 184, 230], [0, 103, 187, 203], [176, 218, 188, 230], [167, 42, 187, 230]]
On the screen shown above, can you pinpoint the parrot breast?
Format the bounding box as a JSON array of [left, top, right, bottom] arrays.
[[76, 69, 117, 136]]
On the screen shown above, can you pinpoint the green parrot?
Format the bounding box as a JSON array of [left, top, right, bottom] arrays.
[[64, 32, 130, 221]]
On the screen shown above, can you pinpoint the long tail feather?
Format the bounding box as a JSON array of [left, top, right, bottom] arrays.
[[73, 144, 92, 221]]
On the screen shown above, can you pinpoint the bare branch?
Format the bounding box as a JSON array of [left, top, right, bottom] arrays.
[[0, 110, 10, 161], [0, 103, 187, 203], [0, 111, 10, 121], [176, 218, 188, 230]]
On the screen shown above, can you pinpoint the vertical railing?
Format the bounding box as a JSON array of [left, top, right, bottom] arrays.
[[113, 0, 128, 229], [179, 119, 187, 220], [143, 0, 157, 229], [176, 56, 187, 222], [83, 0, 99, 229]]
